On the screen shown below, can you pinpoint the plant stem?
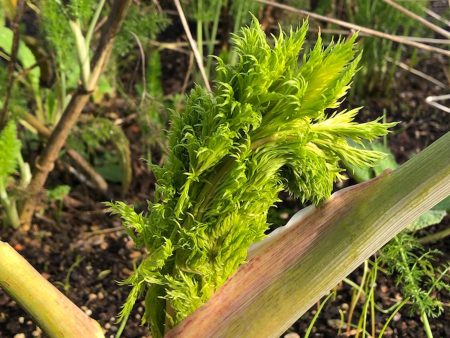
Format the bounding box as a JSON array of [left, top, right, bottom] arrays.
[[0, 241, 104, 337], [197, 0, 203, 61], [85, 0, 106, 48], [19, 0, 130, 227], [347, 260, 368, 334], [17, 152, 31, 189], [304, 292, 335, 338], [69, 20, 91, 89], [206, 0, 223, 77], [229, 0, 245, 65], [377, 298, 409, 338], [421, 311, 433, 338], [0, 185, 20, 228], [419, 227, 450, 244], [382, 0, 450, 39]]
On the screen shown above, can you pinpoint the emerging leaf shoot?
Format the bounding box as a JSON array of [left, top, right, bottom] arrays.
[[108, 18, 394, 336]]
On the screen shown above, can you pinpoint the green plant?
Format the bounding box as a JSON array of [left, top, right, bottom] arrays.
[[46, 184, 71, 221], [108, 18, 393, 336], [381, 234, 449, 338], [68, 117, 132, 192]]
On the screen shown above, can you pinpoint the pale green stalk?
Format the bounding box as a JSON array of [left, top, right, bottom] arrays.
[[85, 0, 106, 48], [377, 298, 409, 338], [229, 0, 245, 65], [206, 0, 223, 77], [69, 20, 91, 89], [347, 260, 368, 332], [167, 131, 450, 337], [303, 291, 335, 338], [0, 241, 104, 337], [17, 152, 31, 188], [197, 0, 203, 61], [419, 228, 450, 244], [421, 312, 433, 338], [0, 184, 19, 228]]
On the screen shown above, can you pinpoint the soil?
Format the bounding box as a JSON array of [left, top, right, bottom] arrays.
[[1, 3, 449, 338]]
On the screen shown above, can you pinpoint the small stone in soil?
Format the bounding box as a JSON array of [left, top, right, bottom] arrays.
[[32, 327, 42, 337], [284, 333, 300, 338]]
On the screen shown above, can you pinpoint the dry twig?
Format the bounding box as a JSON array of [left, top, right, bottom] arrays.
[[386, 57, 447, 89], [382, 0, 450, 39], [257, 0, 450, 57], [425, 94, 450, 113], [173, 0, 211, 92]]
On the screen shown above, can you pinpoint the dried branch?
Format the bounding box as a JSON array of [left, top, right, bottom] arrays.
[[382, 0, 450, 39], [423, 7, 450, 28], [19, 0, 131, 227], [173, 0, 211, 92], [257, 0, 450, 57], [425, 94, 450, 113], [385, 57, 447, 89], [0, 0, 25, 130]]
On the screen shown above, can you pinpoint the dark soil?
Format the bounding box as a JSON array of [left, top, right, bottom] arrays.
[[1, 3, 449, 338]]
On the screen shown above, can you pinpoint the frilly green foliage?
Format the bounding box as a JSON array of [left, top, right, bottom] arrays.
[[0, 121, 21, 188], [381, 234, 450, 318], [107, 19, 394, 336], [114, 3, 169, 57], [40, 0, 96, 81], [40, 0, 75, 67]]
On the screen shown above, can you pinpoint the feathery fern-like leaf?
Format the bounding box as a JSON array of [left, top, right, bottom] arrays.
[[111, 18, 394, 336]]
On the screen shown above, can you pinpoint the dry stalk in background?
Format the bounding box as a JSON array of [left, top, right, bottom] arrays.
[[173, 0, 212, 92], [257, 0, 450, 57], [382, 0, 450, 39]]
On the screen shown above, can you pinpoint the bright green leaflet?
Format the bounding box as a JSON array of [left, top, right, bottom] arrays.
[[0, 121, 21, 188], [108, 19, 394, 337], [0, 26, 41, 93]]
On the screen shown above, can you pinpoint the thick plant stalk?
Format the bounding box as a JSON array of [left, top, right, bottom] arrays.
[[0, 241, 105, 338], [19, 0, 131, 227], [167, 131, 450, 338]]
